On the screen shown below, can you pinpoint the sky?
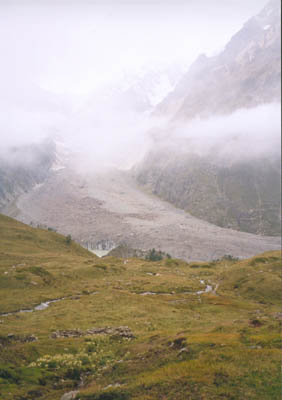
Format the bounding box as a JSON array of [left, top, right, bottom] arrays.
[[0, 0, 280, 170], [0, 0, 269, 95]]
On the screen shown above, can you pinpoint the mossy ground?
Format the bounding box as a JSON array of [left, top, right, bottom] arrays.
[[0, 214, 281, 400]]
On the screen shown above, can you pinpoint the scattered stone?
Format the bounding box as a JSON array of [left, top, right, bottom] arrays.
[[25, 334, 38, 342], [51, 329, 84, 339], [169, 337, 187, 349], [196, 284, 213, 295], [61, 391, 79, 400], [103, 383, 122, 390], [249, 319, 263, 327], [51, 326, 135, 339], [6, 333, 38, 343], [272, 312, 282, 320], [140, 292, 156, 295], [177, 347, 190, 357]]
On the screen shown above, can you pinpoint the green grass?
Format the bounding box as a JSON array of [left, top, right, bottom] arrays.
[[0, 213, 281, 399]]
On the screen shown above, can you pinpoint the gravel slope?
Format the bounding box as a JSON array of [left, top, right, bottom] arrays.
[[11, 165, 281, 261]]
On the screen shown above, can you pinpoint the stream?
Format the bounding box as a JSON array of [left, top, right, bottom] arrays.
[[138, 281, 218, 296], [1, 281, 218, 317], [196, 284, 213, 295], [0, 292, 98, 317]]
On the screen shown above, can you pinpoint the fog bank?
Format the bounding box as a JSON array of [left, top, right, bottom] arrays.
[[156, 103, 281, 162]]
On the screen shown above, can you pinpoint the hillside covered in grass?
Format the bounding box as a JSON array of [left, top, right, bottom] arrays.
[[0, 213, 281, 400]]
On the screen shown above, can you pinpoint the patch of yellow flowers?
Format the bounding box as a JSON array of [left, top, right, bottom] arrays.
[[29, 345, 115, 370], [29, 352, 87, 368]]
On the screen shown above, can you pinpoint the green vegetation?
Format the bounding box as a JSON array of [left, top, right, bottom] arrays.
[[145, 248, 170, 262], [0, 213, 281, 399], [66, 234, 72, 245]]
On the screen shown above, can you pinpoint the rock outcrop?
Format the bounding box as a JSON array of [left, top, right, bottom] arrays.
[[134, 152, 281, 236], [51, 326, 135, 339], [135, 0, 281, 236], [0, 334, 38, 345], [0, 139, 56, 213], [155, 0, 281, 120]]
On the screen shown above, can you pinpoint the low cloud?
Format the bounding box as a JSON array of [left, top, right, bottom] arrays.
[[0, 98, 280, 171], [151, 103, 281, 163]]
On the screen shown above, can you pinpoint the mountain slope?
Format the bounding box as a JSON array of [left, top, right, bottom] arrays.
[[135, 0, 281, 236], [6, 164, 280, 261], [134, 151, 281, 236], [0, 140, 56, 213], [155, 0, 281, 119]]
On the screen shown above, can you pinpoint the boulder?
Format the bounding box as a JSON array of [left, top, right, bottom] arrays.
[[61, 391, 79, 400]]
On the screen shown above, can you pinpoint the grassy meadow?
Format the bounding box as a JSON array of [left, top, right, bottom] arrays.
[[0, 213, 281, 400]]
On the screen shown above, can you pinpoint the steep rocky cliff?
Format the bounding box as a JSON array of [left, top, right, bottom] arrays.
[[0, 140, 56, 213], [155, 0, 281, 119], [135, 0, 281, 236], [134, 151, 281, 236]]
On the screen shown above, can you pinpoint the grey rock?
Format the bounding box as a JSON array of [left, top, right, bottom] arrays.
[[61, 391, 79, 400], [177, 347, 190, 357], [51, 326, 135, 339]]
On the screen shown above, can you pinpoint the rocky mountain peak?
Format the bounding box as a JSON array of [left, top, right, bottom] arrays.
[[155, 0, 281, 120]]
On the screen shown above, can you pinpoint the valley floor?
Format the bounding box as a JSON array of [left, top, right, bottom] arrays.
[[6, 165, 281, 261], [0, 214, 281, 400]]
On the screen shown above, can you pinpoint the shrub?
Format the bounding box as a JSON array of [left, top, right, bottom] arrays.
[[66, 234, 72, 245], [165, 258, 179, 267], [146, 248, 163, 262], [64, 367, 81, 380], [0, 366, 21, 384]]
